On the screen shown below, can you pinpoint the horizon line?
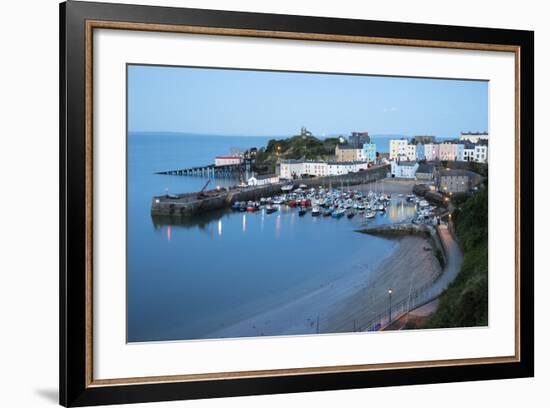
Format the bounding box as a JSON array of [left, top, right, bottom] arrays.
[[127, 130, 471, 139]]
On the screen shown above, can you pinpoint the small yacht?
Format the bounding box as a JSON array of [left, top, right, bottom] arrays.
[[365, 211, 376, 219]]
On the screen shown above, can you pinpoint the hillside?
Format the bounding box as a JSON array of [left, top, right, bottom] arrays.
[[424, 188, 489, 328], [254, 134, 340, 173]]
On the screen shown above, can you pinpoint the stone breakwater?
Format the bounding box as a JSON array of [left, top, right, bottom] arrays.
[[151, 165, 389, 217], [357, 223, 448, 268]]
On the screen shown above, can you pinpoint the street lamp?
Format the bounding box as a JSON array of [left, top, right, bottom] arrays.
[[388, 288, 393, 323]]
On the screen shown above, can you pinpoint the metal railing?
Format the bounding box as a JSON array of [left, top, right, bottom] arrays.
[[362, 273, 443, 332]]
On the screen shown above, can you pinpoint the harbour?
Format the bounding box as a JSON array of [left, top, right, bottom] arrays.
[[150, 165, 389, 217], [128, 133, 445, 342]]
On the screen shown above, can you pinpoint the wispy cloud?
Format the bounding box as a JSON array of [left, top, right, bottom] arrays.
[[383, 107, 398, 113]]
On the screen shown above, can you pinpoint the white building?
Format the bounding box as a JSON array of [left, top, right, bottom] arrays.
[[215, 156, 242, 167], [390, 160, 419, 178], [389, 139, 417, 161], [459, 132, 489, 144], [327, 161, 368, 175], [281, 159, 369, 178], [248, 174, 279, 186], [389, 139, 409, 160], [474, 145, 488, 163], [279, 160, 304, 179], [407, 144, 417, 161], [327, 162, 349, 175], [303, 161, 328, 177], [349, 161, 370, 173]]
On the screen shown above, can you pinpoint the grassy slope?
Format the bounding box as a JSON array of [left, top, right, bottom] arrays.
[[425, 188, 489, 328], [254, 135, 340, 173]]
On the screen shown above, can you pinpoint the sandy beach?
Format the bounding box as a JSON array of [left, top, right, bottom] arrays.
[[207, 233, 441, 339]]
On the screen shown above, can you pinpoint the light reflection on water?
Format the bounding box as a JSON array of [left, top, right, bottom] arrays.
[[127, 133, 418, 342], [133, 197, 417, 342], [157, 197, 417, 243]]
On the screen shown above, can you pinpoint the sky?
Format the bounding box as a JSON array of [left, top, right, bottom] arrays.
[[128, 64, 488, 139]]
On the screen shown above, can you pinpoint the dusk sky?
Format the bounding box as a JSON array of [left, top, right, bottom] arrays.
[[128, 64, 488, 138]]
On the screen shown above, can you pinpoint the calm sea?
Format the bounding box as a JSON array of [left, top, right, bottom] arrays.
[[127, 132, 413, 342]]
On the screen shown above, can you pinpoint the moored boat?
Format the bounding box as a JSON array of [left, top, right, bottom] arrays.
[[365, 211, 376, 219]]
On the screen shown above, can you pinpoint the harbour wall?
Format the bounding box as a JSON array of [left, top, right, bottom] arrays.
[[358, 223, 447, 267], [151, 165, 389, 217], [294, 165, 389, 189]]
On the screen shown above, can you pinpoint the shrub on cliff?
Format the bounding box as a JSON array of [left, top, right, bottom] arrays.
[[425, 187, 488, 328]]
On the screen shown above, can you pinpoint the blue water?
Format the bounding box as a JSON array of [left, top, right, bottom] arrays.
[[127, 132, 413, 342]]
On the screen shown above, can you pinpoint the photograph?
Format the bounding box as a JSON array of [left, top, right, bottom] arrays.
[[127, 64, 489, 343]]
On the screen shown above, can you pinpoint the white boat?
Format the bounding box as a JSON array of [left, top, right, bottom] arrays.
[[281, 184, 294, 192], [365, 211, 376, 219], [299, 183, 307, 189], [418, 200, 430, 208], [311, 207, 321, 216]]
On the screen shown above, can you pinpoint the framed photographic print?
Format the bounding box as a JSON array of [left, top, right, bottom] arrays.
[[60, 1, 534, 406]]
